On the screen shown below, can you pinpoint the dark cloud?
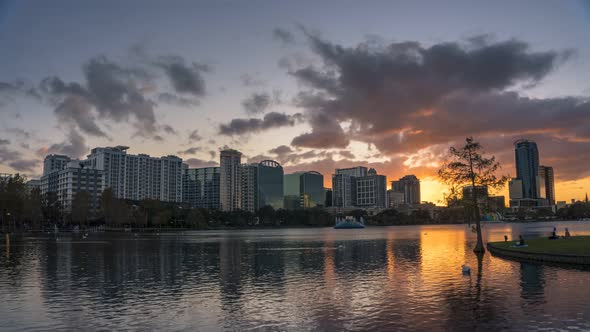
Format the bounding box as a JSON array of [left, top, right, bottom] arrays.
[[155, 55, 209, 96], [38, 130, 88, 159], [178, 147, 201, 155], [242, 92, 271, 114], [219, 112, 303, 136], [268, 145, 293, 155], [0, 138, 40, 173], [162, 125, 178, 135], [158, 92, 200, 107], [188, 129, 202, 142], [272, 27, 295, 45], [240, 73, 266, 87], [54, 95, 107, 137], [285, 32, 590, 181], [208, 150, 216, 159], [185, 158, 218, 168], [339, 150, 355, 159]]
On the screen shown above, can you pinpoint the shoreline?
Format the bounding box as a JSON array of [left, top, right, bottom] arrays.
[[487, 239, 590, 265]]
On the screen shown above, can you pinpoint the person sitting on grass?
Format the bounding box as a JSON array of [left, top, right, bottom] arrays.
[[549, 227, 559, 240], [518, 235, 525, 246], [565, 228, 571, 239]]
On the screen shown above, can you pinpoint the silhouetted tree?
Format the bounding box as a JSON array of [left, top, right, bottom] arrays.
[[23, 187, 43, 228], [438, 137, 508, 253], [43, 191, 62, 225], [71, 190, 91, 226]]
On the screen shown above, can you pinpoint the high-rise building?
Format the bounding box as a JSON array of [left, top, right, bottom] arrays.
[[257, 160, 284, 210], [355, 168, 387, 208], [220, 149, 242, 211], [462, 185, 489, 205], [331, 166, 368, 208], [332, 173, 355, 207], [508, 178, 523, 199], [283, 171, 324, 209], [240, 163, 258, 213], [387, 190, 404, 208], [335, 166, 368, 177], [43, 155, 71, 176], [183, 167, 220, 210], [391, 175, 421, 205], [40, 160, 104, 213], [324, 188, 333, 207], [538, 165, 555, 205], [514, 139, 540, 199], [86, 146, 184, 202]]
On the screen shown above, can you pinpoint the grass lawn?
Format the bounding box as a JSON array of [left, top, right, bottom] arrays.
[[489, 236, 590, 256]]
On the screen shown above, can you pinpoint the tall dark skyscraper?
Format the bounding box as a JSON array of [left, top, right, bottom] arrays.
[[538, 165, 555, 205], [514, 139, 539, 199]]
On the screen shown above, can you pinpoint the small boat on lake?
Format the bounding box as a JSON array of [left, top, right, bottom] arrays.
[[334, 216, 365, 229]]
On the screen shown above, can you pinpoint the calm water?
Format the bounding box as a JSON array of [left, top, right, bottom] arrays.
[[1, 222, 590, 331]]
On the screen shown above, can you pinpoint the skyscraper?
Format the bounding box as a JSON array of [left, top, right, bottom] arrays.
[[538, 165, 555, 205], [514, 139, 540, 199], [43, 154, 71, 176], [391, 175, 421, 204], [220, 149, 242, 211], [355, 168, 387, 208], [257, 160, 284, 210], [240, 164, 258, 212], [283, 171, 324, 209], [183, 166, 220, 210]]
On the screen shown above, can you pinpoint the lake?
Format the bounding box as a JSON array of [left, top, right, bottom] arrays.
[[1, 221, 590, 331]]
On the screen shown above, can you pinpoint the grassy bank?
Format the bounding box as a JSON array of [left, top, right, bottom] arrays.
[[489, 236, 590, 256]]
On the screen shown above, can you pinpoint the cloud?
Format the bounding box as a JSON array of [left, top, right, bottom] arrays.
[[219, 112, 303, 136], [0, 138, 40, 173], [284, 32, 590, 181], [272, 27, 295, 45], [184, 158, 218, 168], [54, 95, 108, 137], [269, 145, 293, 155], [155, 55, 209, 96], [188, 129, 202, 142], [162, 124, 178, 135], [158, 92, 200, 107], [242, 92, 271, 114], [37, 129, 88, 159], [339, 150, 355, 159], [240, 73, 266, 87], [178, 147, 201, 155]]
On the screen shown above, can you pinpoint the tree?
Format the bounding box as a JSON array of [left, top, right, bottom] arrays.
[[71, 190, 91, 226], [43, 191, 62, 225], [438, 137, 508, 253], [23, 187, 43, 228]]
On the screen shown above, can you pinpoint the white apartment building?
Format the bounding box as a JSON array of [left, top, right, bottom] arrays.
[[86, 146, 185, 203], [220, 149, 242, 211]]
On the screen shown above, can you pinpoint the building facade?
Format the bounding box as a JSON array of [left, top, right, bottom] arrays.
[[257, 160, 284, 210], [183, 167, 220, 210], [240, 164, 258, 213], [514, 139, 539, 199], [41, 161, 104, 213], [355, 168, 387, 208], [43, 155, 71, 176], [86, 146, 184, 203], [391, 175, 421, 205], [220, 149, 242, 211], [284, 171, 324, 209], [539, 165, 555, 205]]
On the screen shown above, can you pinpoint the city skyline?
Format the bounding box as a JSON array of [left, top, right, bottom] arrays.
[[1, 1, 590, 204]]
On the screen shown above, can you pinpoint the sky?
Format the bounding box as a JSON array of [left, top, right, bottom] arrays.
[[1, 0, 590, 204]]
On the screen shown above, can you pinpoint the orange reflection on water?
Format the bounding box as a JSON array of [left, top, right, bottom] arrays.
[[386, 236, 395, 280], [420, 228, 466, 284]]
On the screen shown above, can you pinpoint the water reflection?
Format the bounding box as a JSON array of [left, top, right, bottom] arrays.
[[0, 222, 589, 331]]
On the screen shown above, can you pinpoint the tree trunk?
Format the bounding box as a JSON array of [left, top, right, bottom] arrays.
[[472, 185, 485, 253]]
